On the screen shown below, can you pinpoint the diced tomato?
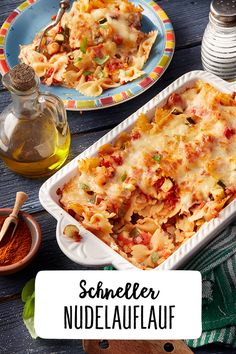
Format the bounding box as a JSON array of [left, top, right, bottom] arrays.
[[107, 58, 123, 72], [140, 231, 150, 246], [58, 26, 63, 33], [107, 64, 115, 72], [167, 93, 184, 109], [165, 189, 179, 209], [92, 44, 103, 58], [113, 34, 123, 45], [225, 186, 236, 195], [46, 67, 54, 77], [112, 155, 123, 165], [100, 159, 112, 168], [117, 234, 132, 245], [130, 131, 141, 140], [224, 127, 235, 139], [133, 235, 143, 244], [51, 14, 56, 21], [86, 74, 94, 81], [52, 78, 61, 85], [155, 177, 165, 190]]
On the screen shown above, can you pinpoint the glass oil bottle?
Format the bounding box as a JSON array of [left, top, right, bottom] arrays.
[[0, 63, 70, 178]]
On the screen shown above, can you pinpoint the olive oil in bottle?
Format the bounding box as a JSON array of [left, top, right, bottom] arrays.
[[0, 64, 70, 178]]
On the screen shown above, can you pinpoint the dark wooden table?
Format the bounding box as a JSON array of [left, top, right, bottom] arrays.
[[0, 0, 235, 353]]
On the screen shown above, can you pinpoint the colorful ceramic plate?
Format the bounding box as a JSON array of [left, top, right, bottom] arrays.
[[0, 0, 175, 110]]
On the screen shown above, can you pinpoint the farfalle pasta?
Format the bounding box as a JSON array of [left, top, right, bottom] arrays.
[[59, 81, 236, 269], [18, 0, 157, 97]]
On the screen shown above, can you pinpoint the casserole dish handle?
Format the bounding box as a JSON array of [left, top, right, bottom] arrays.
[[56, 215, 116, 267], [56, 215, 136, 269], [39, 185, 136, 269]]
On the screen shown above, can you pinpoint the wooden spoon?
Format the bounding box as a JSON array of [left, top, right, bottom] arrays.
[[0, 192, 29, 242]]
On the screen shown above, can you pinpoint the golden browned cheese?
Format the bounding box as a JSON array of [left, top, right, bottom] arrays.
[[60, 81, 236, 269]]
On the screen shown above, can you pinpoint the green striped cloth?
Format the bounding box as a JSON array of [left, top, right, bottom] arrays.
[[184, 224, 236, 348], [104, 223, 236, 348]]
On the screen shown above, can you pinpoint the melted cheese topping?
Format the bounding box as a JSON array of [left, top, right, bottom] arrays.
[[19, 0, 156, 97], [60, 81, 236, 269]]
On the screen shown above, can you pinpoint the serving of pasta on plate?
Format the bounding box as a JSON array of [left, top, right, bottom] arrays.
[[19, 0, 158, 97], [59, 81, 236, 269]]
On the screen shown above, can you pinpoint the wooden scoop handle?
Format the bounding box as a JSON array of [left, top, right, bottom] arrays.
[[10, 192, 28, 218], [83, 340, 194, 354]]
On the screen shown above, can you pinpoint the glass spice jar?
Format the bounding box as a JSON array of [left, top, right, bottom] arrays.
[[0, 64, 70, 178], [201, 0, 236, 80]]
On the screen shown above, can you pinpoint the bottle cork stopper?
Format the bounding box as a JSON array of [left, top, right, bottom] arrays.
[[10, 63, 36, 91]]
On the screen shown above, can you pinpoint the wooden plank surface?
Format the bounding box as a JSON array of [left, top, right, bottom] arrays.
[[0, 0, 211, 52], [0, 0, 234, 353]]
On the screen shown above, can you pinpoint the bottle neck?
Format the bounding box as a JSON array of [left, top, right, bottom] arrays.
[[2, 70, 40, 117], [11, 90, 39, 116]]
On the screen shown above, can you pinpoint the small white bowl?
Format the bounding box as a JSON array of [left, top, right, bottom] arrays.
[[0, 208, 42, 275]]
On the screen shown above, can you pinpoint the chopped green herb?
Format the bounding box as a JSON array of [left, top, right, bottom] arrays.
[[74, 57, 82, 64], [217, 180, 226, 189], [151, 252, 159, 264], [80, 183, 90, 191], [152, 154, 161, 163], [130, 227, 140, 237], [121, 172, 127, 182], [186, 117, 196, 125], [94, 55, 110, 65], [80, 37, 87, 54], [83, 70, 92, 77], [99, 24, 108, 29]]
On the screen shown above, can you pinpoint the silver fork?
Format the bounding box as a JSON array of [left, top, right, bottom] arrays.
[[36, 0, 70, 53]]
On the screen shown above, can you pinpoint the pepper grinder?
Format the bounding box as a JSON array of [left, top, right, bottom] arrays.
[[201, 0, 236, 80]]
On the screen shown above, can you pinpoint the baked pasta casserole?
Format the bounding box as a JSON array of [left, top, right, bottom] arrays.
[[19, 0, 157, 96], [59, 81, 236, 269]]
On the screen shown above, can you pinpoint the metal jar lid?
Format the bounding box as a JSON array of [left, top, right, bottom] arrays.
[[210, 0, 236, 26]]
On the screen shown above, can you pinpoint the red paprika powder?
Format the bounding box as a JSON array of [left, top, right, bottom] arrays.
[[0, 216, 32, 266]]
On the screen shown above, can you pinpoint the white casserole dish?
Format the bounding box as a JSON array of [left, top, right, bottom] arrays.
[[39, 70, 236, 270]]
